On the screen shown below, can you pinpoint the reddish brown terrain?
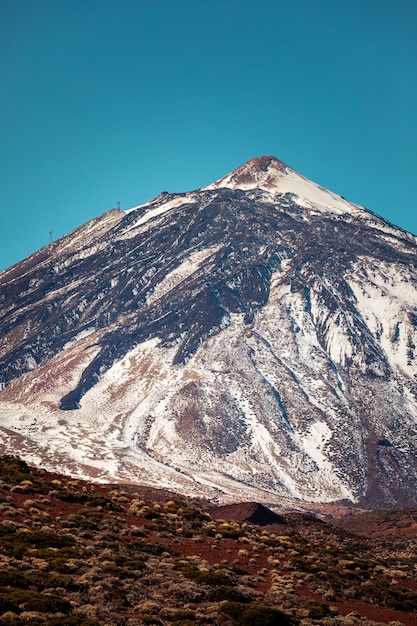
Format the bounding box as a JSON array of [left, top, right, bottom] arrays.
[[0, 455, 416, 625]]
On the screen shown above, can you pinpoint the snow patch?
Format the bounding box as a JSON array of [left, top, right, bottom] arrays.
[[147, 246, 220, 304]]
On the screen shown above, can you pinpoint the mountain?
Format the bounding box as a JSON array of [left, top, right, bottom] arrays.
[[1, 155, 417, 509]]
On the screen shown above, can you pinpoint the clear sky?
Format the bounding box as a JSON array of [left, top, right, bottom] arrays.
[[1, 0, 417, 272]]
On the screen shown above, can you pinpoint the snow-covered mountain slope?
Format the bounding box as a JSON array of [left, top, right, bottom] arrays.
[[1, 156, 417, 508]]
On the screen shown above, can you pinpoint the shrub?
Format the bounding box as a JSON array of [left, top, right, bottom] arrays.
[[195, 570, 232, 587], [103, 587, 130, 608], [0, 589, 71, 614], [62, 510, 104, 530], [0, 596, 17, 614], [114, 556, 146, 571], [219, 601, 298, 626], [206, 585, 251, 602], [54, 490, 117, 509], [0, 523, 16, 537], [174, 561, 232, 588], [305, 601, 331, 619], [23, 593, 72, 614], [25, 571, 79, 591], [26, 530, 76, 548], [0, 455, 31, 482], [38, 618, 101, 626], [366, 581, 417, 612], [217, 524, 243, 539], [140, 507, 160, 519], [102, 564, 138, 579], [176, 506, 209, 522], [0, 528, 78, 558], [0, 569, 29, 589], [0, 570, 78, 595], [133, 540, 168, 555], [172, 609, 196, 621]]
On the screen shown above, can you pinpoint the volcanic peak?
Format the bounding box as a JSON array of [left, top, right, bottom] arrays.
[[204, 155, 290, 192], [238, 154, 287, 173]]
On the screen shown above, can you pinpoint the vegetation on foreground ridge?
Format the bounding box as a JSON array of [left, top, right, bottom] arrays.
[[0, 455, 416, 625]]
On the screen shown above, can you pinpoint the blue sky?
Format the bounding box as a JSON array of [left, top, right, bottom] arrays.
[[1, 0, 416, 272]]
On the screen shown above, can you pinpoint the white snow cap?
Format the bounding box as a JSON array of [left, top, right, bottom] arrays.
[[204, 155, 289, 192], [203, 155, 360, 218]]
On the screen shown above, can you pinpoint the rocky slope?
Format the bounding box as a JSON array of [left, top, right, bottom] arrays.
[[1, 156, 417, 508]]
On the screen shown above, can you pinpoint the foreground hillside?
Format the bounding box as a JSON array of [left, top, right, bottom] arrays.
[[0, 457, 416, 625]]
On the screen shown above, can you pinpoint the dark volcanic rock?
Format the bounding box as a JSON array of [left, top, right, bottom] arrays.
[[208, 502, 287, 526]]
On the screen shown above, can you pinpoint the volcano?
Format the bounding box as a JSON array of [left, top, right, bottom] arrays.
[[1, 156, 417, 508]]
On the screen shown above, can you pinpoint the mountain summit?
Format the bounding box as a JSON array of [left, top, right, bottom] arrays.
[[1, 157, 417, 508], [204, 155, 289, 191]]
